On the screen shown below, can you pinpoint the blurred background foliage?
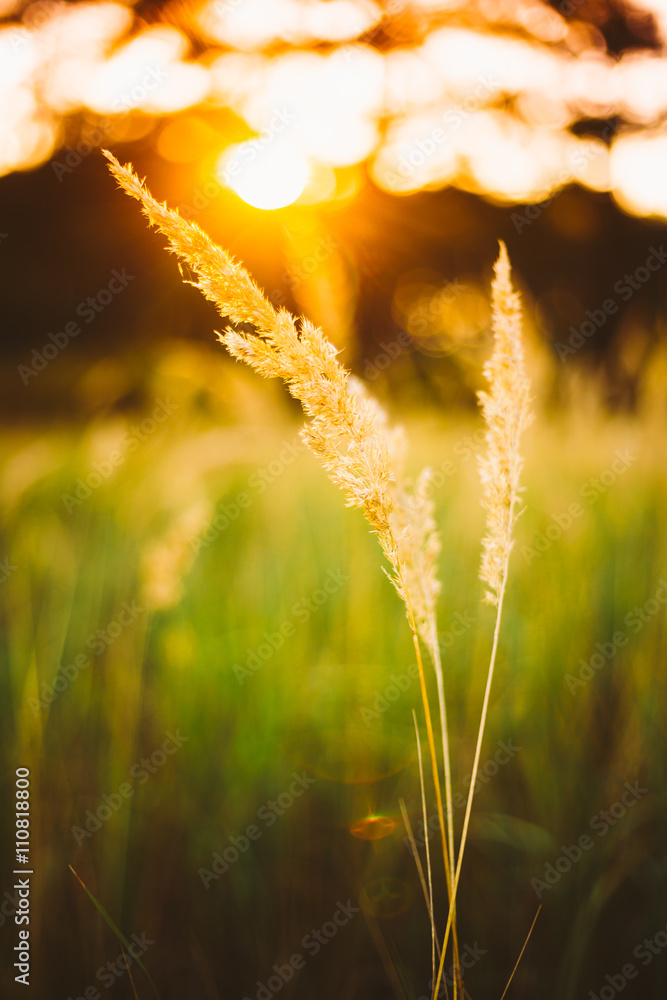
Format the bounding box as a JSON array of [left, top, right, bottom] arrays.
[[1, 0, 667, 998], [1, 0, 667, 409], [1, 371, 666, 997]]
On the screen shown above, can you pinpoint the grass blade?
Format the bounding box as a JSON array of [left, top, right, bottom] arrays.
[[69, 865, 159, 998]]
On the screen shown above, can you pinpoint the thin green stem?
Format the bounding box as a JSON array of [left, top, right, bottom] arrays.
[[399, 794, 439, 984], [402, 578, 460, 1000], [432, 545, 511, 1000], [429, 627, 462, 1000], [430, 631, 456, 902], [413, 712, 441, 975]]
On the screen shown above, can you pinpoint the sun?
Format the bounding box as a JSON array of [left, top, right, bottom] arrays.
[[216, 138, 310, 210]]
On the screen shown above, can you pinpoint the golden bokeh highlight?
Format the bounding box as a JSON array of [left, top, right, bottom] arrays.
[[393, 271, 490, 357], [349, 814, 397, 840], [0, 0, 666, 221], [216, 139, 310, 210]]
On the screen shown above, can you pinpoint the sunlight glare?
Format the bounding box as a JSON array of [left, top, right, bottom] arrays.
[[86, 26, 208, 114], [217, 139, 310, 210], [616, 52, 667, 124], [199, 0, 381, 50], [610, 130, 667, 219]]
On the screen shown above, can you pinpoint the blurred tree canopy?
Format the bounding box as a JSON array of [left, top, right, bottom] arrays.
[[1, 0, 666, 415]]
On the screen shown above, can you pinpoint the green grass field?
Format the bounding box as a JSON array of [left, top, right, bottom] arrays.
[[1, 350, 665, 999]]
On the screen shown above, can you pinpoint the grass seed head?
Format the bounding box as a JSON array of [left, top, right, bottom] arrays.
[[478, 241, 533, 605], [104, 151, 441, 634]]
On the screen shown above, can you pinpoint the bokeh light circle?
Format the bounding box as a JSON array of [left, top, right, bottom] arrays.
[[216, 138, 309, 210]]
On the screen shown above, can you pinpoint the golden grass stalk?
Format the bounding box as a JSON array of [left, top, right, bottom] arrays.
[[103, 150, 460, 982], [104, 152, 413, 598], [432, 242, 533, 1000], [387, 430, 458, 941], [413, 709, 441, 980], [395, 471, 458, 985]]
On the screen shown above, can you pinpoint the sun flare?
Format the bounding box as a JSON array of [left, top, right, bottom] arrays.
[[216, 138, 310, 210]]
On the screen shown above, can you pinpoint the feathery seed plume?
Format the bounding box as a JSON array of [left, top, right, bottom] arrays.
[[478, 242, 533, 605], [103, 151, 439, 629]]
